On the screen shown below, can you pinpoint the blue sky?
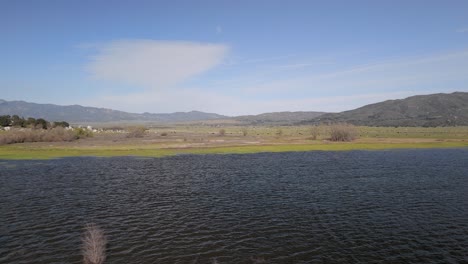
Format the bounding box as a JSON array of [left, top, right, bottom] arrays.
[[1, 0, 468, 115]]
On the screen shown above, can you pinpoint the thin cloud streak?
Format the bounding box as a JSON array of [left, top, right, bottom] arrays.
[[239, 49, 468, 96], [276, 61, 334, 69], [240, 54, 297, 64], [87, 40, 228, 90]]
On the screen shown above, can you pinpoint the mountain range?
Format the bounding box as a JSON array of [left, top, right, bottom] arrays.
[[307, 92, 468, 127], [0, 100, 227, 123], [1, 92, 467, 126]]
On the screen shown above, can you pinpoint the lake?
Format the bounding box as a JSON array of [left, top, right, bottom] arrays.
[[1, 149, 467, 263]]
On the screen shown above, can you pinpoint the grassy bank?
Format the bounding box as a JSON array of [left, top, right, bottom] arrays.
[[1, 125, 467, 159], [1, 140, 467, 160]]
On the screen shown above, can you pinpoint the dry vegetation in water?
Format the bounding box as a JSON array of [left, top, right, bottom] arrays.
[[82, 223, 107, 264], [78, 223, 269, 264]]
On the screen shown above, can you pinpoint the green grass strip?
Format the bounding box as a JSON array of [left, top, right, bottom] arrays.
[[0, 141, 467, 160]]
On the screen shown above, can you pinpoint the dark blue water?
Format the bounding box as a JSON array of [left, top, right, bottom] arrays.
[[0, 149, 467, 263]]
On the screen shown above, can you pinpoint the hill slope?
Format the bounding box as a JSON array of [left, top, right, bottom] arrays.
[[234, 111, 326, 125], [309, 92, 468, 127], [0, 100, 227, 123]]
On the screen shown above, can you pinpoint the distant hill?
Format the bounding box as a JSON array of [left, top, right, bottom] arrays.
[[307, 92, 468, 127], [0, 100, 227, 123], [234, 111, 326, 125]]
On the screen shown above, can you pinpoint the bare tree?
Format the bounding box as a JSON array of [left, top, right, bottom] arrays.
[[82, 223, 107, 264], [310, 125, 319, 140]]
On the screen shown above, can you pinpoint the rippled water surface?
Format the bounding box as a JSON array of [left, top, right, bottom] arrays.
[[1, 149, 468, 263]]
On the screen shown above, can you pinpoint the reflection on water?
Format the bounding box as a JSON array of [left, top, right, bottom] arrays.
[[0, 149, 467, 263]]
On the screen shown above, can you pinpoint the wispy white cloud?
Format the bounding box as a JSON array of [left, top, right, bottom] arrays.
[[85, 44, 468, 115], [456, 27, 468, 33], [87, 40, 228, 90]]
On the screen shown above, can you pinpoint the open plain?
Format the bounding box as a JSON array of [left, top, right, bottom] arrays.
[[1, 125, 467, 159]]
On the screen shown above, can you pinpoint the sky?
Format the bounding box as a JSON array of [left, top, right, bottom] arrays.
[[1, 0, 468, 116]]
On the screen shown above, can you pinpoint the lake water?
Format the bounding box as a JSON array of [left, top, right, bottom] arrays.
[[1, 149, 467, 263]]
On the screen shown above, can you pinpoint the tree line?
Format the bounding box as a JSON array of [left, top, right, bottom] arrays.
[[0, 115, 69, 129]]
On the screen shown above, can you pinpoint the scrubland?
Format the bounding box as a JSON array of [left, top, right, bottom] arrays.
[[0, 124, 467, 159]]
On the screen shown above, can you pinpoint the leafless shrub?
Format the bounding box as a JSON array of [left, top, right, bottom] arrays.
[[276, 128, 283, 137], [160, 132, 168, 136], [126, 126, 147, 138], [42, 127, 76, 142], [329, 123, 358, 142], [0, 127, 79, 145], [218, 129, 226, 136], [310, 125, 319, 140], [242, 128, 248, 136], [82, 223, 107, 264]]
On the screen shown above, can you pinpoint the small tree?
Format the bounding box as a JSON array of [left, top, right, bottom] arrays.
[[35, 118, 48, 129], [26, 117, 36, 127], [0, 115, 11, 127], [11, 115, 25, 127], [53, 121, 70, 128]]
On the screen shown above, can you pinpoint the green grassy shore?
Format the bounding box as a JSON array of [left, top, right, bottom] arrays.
[[1, 125, 468, 159], [1, 141, 467, 160]]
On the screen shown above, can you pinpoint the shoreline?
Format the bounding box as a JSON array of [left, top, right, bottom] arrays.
[[1, 140, 467, 160]]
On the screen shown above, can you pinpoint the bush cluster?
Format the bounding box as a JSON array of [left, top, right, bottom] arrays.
[[218, 129, 226, 136], [0, 127, 74, 145], [126, 126, 147, 138], [329, 123, 358, 141], [0, 127, 93, 145], [74, 127, 94, 139]]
